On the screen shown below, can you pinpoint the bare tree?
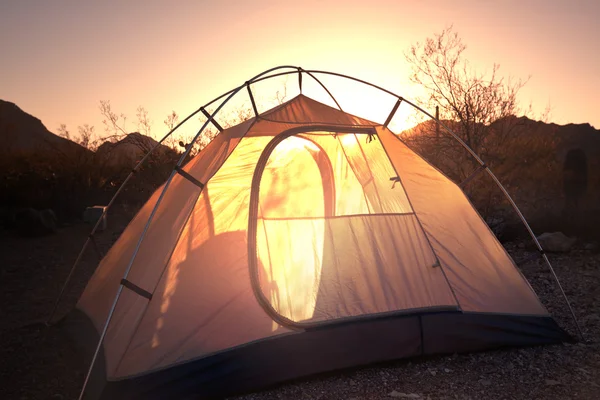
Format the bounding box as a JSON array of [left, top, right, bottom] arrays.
[[275, 79, 288, 105], [164, 110, 179, 131], [57, 124, 71, 140], [162, 110, 183, 152], [404, 26, 537, 181], [77, 124, 98, 151], [57, 123, 100, 151], [403, 26, 560, 223], [99, 100, 128, 140], [136, 106, 152, 136]]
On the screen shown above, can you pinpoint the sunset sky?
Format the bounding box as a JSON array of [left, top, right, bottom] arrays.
[[1, 0, 599, 141]]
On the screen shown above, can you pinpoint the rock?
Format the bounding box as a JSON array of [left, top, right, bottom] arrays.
[[14, 208, 57, 237], [83, 205, 107, 230], [389, 391, 421, 399], [40, 208, 58, 230], [584, 242, 598, 251], [536, 232, 577, 253]]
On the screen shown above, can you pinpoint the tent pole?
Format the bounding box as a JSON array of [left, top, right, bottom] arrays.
[[68, 65, 584, 398], [246, 82, 259, 117], [485, 168, 584, 340], [298, 68, 582, 340], [383, 98, 403, 128], [78, 129, 219, 400], [258, 67, 583, 340], [200, 107, 223, 132], [76, 65, 302, 400], [303, 71, 343, 111], [46, 106, 205, 325], [47, 65, 301, 326]]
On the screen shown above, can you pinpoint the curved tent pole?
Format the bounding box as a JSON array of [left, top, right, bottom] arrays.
[[296, 69, 583, 340], [66, 65, 583, 399], [75, 65, 303, 400], [302, 69, 344, 111], [46, 104, 204, 325], [485, 169, 584, 338], [46, 65, 301, 325], [48, 66, 355, 326], [238, 67, 583, 339]]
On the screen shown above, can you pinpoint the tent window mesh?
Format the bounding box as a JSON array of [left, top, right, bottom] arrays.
[[255, 132, 449, 324]]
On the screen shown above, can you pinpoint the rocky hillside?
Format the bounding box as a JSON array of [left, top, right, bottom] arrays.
[[401, 116, 600, 239], [0, 99, 89, 158], [96, 131, 177, 168], [0, 100, 179, 220]]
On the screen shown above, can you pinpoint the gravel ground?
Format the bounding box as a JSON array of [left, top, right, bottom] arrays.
[[0, 212, 598, 400]]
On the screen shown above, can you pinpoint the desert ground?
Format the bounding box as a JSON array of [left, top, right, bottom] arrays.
[[1, 206, 599, 400]]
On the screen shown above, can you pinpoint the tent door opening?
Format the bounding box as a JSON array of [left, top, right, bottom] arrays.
[[248, 129, 460, 330]]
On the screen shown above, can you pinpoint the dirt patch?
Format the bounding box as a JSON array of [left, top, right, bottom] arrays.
[[0, 217, 598, 400]]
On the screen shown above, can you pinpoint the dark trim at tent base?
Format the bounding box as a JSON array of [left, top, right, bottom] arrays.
[[65, 310, 572, 400]]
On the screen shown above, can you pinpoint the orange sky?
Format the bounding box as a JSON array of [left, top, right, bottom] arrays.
[[1, 0, 599, 141]]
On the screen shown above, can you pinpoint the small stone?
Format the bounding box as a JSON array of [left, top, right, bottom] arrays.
[[389, 391, 421, 399], [536, 232, 576, 253], [480, 379, 492, 386], [444, 368, 451, 373], [545, 379, 561, 386], [429, 369, 437, 376], [577, 368, 590, 375], [349, 379, 357, 386]]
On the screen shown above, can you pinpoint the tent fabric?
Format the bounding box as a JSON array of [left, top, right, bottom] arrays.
[[64, 308, 568, 400], [73, 94, 569, 398]]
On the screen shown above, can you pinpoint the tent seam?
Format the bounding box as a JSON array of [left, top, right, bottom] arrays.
[[113, 118, 260, 375], [391, 132, 546, 310], [376, 127, 463, 311]]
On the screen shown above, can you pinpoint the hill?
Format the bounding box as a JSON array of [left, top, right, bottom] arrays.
[[0, 99, 89, 158], [95, 131, 177, 168], [0, 100, 179, 219], [401, 115, 600, 238]]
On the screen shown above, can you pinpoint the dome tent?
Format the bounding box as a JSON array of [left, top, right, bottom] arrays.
[[51, 67, 576, 400]]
